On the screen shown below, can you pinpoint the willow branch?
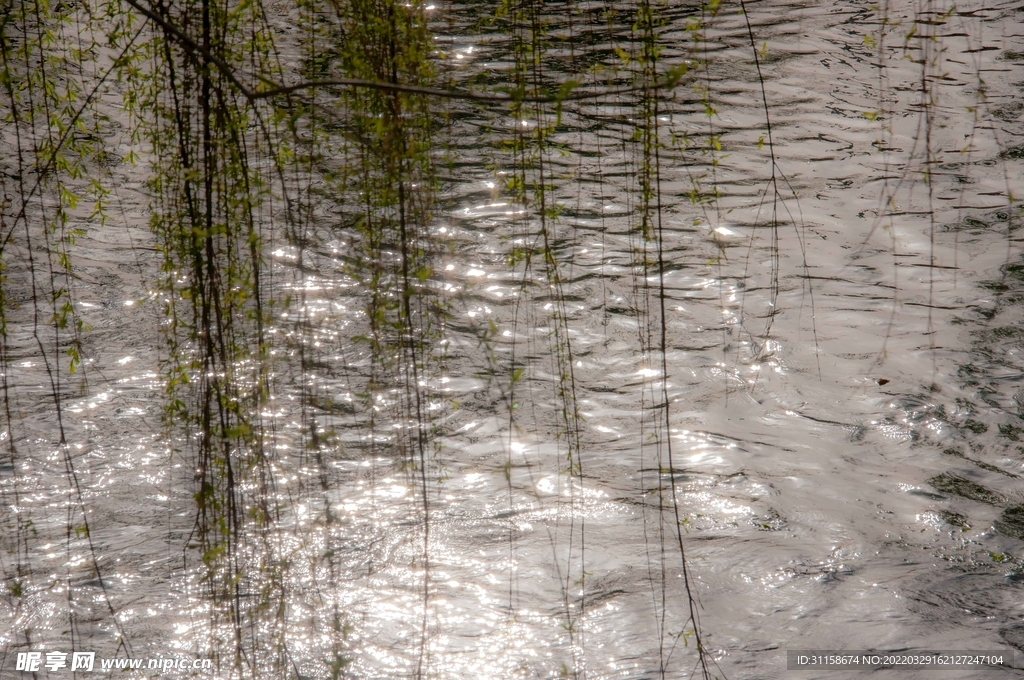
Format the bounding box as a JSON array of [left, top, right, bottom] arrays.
[[250, 77, 685, 103], [124, 0, 689, 105]]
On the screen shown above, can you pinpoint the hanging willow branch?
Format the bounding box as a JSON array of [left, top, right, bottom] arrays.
[[125, 0, 692, 105]]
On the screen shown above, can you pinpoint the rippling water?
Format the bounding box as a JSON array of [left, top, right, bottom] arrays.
[[3, 0, 1024, 677]]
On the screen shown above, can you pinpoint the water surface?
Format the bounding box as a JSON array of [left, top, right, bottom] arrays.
[[2, 0, 1024, 678]]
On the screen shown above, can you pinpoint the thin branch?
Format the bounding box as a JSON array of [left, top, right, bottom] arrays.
[[124, 0, 690, 106], [252, 77, 688, 104]]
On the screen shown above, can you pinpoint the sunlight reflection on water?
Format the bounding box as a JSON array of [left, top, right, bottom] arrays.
[[2, 0, 1024, 678]]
